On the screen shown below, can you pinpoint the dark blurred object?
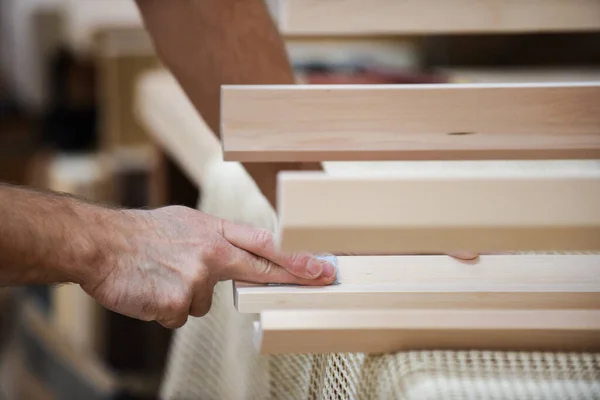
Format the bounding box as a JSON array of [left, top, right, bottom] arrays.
[[41, 48, 98, 152], [0, 113, 38, 186], [423, 32, 600, 67], [295, 61, 447, 84]]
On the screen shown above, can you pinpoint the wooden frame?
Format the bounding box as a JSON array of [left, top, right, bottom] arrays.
[[221, 82, 600, 162], [234, 255, 600, 313], [276, 169, 600, 253], [271, 0, 600, 36], [254, 309, 600, 354]]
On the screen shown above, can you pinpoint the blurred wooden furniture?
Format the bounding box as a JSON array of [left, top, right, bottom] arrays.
[[93, 27, 159, 152], [269, 0, 600, 36]]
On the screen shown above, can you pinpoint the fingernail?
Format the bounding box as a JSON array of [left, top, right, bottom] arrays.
[[307, 259, 323, 278], [321, 262, 336, 279]]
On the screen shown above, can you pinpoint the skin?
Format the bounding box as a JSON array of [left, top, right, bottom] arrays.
[[0, 184, 336, 329]]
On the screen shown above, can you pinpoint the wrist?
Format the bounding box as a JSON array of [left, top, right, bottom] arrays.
[[64, 204, 130, 287]]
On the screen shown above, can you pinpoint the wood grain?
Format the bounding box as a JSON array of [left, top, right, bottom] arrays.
[[221, 82, 600, 162], [274, 0, 600, 36], [255, 309, 600, 354], [235, 255, 600, 313], [276, 169, 600, 253]]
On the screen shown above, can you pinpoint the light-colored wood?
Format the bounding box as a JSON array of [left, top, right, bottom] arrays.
[[235, 255, 600, 313], [439, 67, 600, 84], [274, 0, 600, 36], [276, 169, 600, 253], [255, 309, 600, 354], [221, 82, 600, 162], [136, 71, 220, 190], [95, 27, 160, 151]]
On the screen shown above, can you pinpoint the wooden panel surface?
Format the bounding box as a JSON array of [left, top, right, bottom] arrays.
[[276, 169, 600, 253], [275, 0, 600, 36], [255, 309, 600, 354], [221, 83, 600, 162], [235, 255, 600, 313]]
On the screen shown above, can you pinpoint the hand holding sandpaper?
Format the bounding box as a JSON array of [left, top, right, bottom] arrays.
[[80, 206, 337, 329]]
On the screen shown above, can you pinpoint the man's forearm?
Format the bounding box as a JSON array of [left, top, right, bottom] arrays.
[[0, 184, 119, 285], [135, 0, 322, 208]]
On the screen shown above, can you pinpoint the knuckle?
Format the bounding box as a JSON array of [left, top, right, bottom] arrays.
[[159, 315, 187, 330], [202, 238, 232, 265], [163, 292, 190, 316], [191, 299, 213, 318], [289, 252, 312, 269], [191, 267, 211, 287], [255, 257, 275, 277], [251, 229, 273, 251]]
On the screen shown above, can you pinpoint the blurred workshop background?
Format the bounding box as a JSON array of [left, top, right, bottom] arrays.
[[0, 1, 599, 399]]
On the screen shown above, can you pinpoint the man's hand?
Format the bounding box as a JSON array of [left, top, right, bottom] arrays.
[[81, 206, 336, 329]]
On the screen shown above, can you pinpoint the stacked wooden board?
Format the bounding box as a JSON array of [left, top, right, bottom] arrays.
[[269, 0, 600, 36], [222, 80, 600, 356]]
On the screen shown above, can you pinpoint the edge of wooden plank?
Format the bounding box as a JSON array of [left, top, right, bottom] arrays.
[[275, 170, 600, 253], [235, 254, 600, 313], [254, 309, 600, 354], [276, 0, 600, 36], [221, 82, 600, 162]]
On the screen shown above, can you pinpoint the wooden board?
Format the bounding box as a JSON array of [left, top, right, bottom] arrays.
[[221, 82, 600, 162], [276, 169, 600, 253], [255, 309, 600, 354], [438, 67, 600, 84], [272, 0, 600, 36], [235, 255, 600, 313], [95, 27, 160, 151]]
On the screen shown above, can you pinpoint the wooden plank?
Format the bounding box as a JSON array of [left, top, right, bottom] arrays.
[[438, 67, 600, 84], [274, 0, 600, 36], [255, 309, 600, 354], [221, 82, 600, 162], [276, 169, 600, 253], [235, 255, 600, 313], [136, 70, 221, 190], [95, 28, 160, 151]]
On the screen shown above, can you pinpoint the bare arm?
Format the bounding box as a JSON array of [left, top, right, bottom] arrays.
[[134, 0, 322, 208], [0, 184, 335, 327], [0, 184, 111, 285]]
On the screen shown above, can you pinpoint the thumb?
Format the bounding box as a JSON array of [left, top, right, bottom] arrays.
[[219, 220, 336, 280], [217, 244, 336, 286]]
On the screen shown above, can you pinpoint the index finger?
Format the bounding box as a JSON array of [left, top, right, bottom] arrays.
[[220, 220, 336, 280]]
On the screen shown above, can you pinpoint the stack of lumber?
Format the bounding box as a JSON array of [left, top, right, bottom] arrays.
[[136, 1, 600, 398], [221, 81, 600, 354]]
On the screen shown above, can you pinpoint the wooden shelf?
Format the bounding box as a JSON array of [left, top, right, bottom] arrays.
[[271, 0, 600, 36], [276, 168, 600, 254], [235, 254, 600, 313], [221, 82, 600, 162], [254, 309, 600, 354]]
